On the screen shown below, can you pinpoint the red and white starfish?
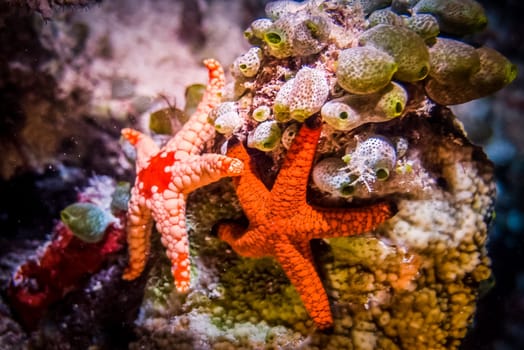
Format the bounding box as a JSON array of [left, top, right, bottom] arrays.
[[121, 59, 243, 292]]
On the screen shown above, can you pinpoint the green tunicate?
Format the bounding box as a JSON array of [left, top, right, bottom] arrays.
[[184, 83, 206, 121], [247, 120, 282, 151], [425, 46, 517, 105], [336, 46, 397, 95], [470, 47, 518, 95], [263, 19, 294, 59], [320, 101, 362, 131], [405, 13, 440, 43], [149, 107, 184, 135], [61, 202, 114, 243], [368, 8, 403, 27], [375, 82, 408, 118], [413, 0, 487, 36], [428, 38, 480, 83], [252, 105, 271, 122], [110, 181, 131, 212], [359, 24, 430, 82]]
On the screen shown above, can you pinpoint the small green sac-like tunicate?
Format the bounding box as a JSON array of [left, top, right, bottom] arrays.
[[184, 84, 206, 121], [61, 202, 114, 243], [252, 105, 272, 122], [210, 101, 237, 122], [248, 18, 273, 40], [265, 0, 303, 20], [425, 46, 517, 105], [375, 82, 408, 118], [273, 78, 295, 122], [413, 0, 487, 36], [368, 8, 403, 27], [288, 66, 329, 122], [263, 19, 294, 58], [359, 24, 430, 82], [336, 46, 397, 95], [214, 111, 243, 135], [320, 101, 361, 131], [428, 37, 480, 83], [247, 120, 282, 151], [233, 47, 263, 78], [470, 46, 518, 95], [352, 135, 397, 181], [110, 181, 131, 212], [149, 107, 175, 135], [312, 157, 356, 197], [404, 13, 440, 42]]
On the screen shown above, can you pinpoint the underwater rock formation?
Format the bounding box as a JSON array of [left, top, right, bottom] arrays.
[[126, 0, 513, 349]]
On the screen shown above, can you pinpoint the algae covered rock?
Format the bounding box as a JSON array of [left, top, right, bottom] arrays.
[[359, 24, 430, 82]]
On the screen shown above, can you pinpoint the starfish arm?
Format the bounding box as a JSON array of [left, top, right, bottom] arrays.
[[152, 189, 192, 293], [299, 201, 393, 240], [122, 186, 154, 280], [166, 59, 225, 158], [171, 154, 244, 194], [274, 239, 333, 329], [122, 128, 160, 172], [226, 142, 270, 223], [270, 125, 321, 209], [218, 224, 270, 258]]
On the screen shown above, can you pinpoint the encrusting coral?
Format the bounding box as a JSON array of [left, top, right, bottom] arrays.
[[121, 0, 516, 348], [120, 59, 244, 293]]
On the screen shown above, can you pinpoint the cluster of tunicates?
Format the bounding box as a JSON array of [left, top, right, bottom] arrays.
[[225, 0, 515, 160]]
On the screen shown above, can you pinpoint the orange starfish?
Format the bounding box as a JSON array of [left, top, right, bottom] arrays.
[[121, 59, 244, 292], [218, 123, 393, 329]]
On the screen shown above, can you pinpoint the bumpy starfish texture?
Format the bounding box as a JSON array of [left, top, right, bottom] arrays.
[[218, 124, 393, 329], [122, 59, 244, 292]]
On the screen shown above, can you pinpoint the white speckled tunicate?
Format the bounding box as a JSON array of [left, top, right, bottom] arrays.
[[350, 135, 397, 181], [288, 66, 329, 122], [247, 120, 282, 151], [321, 101, 361, 131], [312, 157, 356, 197], [232, 47, 264, 78]]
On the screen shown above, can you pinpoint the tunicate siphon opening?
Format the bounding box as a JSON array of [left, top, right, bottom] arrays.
[[340, 183, 356, 196], [376, 168, 390, 181], [418, 65, 429, 79], [395, 102, 403, 115], [265, 32, 282, 45]]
